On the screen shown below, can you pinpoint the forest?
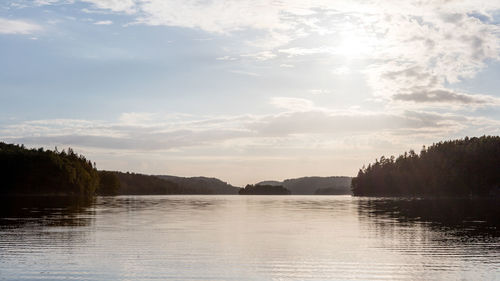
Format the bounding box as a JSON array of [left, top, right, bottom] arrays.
[[258, 176, 352, 195], [239, 184, 291, 195], [0, 142, 100, 196], [351, 136, 500, 196], [157, 175, 238, 194], [114, 171, 207, 195], [0, 142, 236, 196]]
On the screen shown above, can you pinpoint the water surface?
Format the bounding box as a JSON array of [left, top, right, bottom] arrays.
[[0, 195, 498, 280]]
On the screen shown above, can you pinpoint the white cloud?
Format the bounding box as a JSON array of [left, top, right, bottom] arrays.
[[35, 0, 60, 5], [94, 20, 113, 25], [0, 18, 42, 34], [118, 112, 158, 126], [134, 0, 292, 34], [229, 70, 260, 77], [308, 89, 330, 95], [278, 47, 332, 57], [331, 67, 351, 75], [81, 0, 136, 14], [34, 0, 73, 5], [241, 51, 277, 61], [269, 97, 316, 112], [392, 88, 500, 106], [2, 108, 492, 153], [216, 56, 237, 61], [29, 1, 500, 106]]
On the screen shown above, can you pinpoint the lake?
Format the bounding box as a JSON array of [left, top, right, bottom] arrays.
[[0, 195, 498, 280]]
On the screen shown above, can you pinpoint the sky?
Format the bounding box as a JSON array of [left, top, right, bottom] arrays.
[[1, 0, 500, 186]]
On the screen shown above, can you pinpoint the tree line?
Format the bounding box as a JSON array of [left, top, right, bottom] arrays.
[[239, 184, 291, 195], [0, 142, 235, 196], [1, 142, 100, 196], [351, 136, 500, 196]]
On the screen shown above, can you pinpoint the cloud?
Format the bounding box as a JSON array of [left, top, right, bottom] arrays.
[[81, 0, 136, 14], [1, 106, 477, 151], [132, 0, 292, 34], [34, 0, 73, 5], [308, 89, 330, 95], [94, 20, 113, 25], [278, 47, 331, 57], [393, 88, 500, 105], [363, 9, 499, 106], [216, 56, 237, 61], [0, 114, 253, 151], [229, 70, 260, 76], [34, 0, 60, 5], [332, 67, 350, 75], [29, 1, 500, 100], [241, 51, 276, 61], [0, 18, 42, 34], [269, 97, 316, 112], [118, 112, 157, 126], [3, 107, 498, 185], [249, 110, 466, 137]]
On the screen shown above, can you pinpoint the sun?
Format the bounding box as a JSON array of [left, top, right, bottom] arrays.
[[334, 30, 378, 60]]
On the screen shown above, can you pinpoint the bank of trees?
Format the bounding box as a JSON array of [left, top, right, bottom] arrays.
[[97, 170, 121, 195], [239, 184, 291, 195], [352, 136, 500, 196], [0, 142, 99, 196], [113, 171, 186, 195], [0, 141, 241, 196]]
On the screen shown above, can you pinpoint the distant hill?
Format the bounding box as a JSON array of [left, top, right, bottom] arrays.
[[113, 172, 183, 195], [257, 180, 283, 186], [257, 176, 352, 195], [111, 172, 240, 195], [157, 175, 239, 194]]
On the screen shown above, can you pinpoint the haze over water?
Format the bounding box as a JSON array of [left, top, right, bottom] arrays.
[[1, 195, 498, 280]]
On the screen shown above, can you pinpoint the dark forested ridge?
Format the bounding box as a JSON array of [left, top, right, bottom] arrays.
[[0, 142, 99, 196], [239, 184, 291, 195], [258, 176, 352, 195], [115, 173, 240, 195], [0, 142, 237, 196], [113, 172, 186, 195], [352, 136, 500, 197], [157, 175, 239, 194], [97, 170, 121, 195]]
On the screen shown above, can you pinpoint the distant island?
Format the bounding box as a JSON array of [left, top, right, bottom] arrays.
[[239, 184, 291, 195], [257, 176, 352, 195], [352, 136, 500, 197]]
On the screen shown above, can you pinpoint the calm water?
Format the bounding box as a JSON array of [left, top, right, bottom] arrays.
[[0, 195, 498, 280]]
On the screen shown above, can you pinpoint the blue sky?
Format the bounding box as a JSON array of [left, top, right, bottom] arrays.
[[1, 0, 500, 185]]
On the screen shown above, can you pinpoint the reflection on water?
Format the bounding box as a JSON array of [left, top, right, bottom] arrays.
[[0, 195, 498, 280], [0, 196, 94, 227], [357, 198, 499, 236], [356, 197, 500, 277]]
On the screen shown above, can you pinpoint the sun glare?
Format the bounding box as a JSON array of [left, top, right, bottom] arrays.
[[335, 30, 378, 59]]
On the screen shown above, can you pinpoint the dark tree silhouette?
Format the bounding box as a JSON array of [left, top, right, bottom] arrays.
[[97, 171, 121, 195], [0, 142, 99, 197], [352, 136, 500, 197], [239, 184, 291, 195]]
